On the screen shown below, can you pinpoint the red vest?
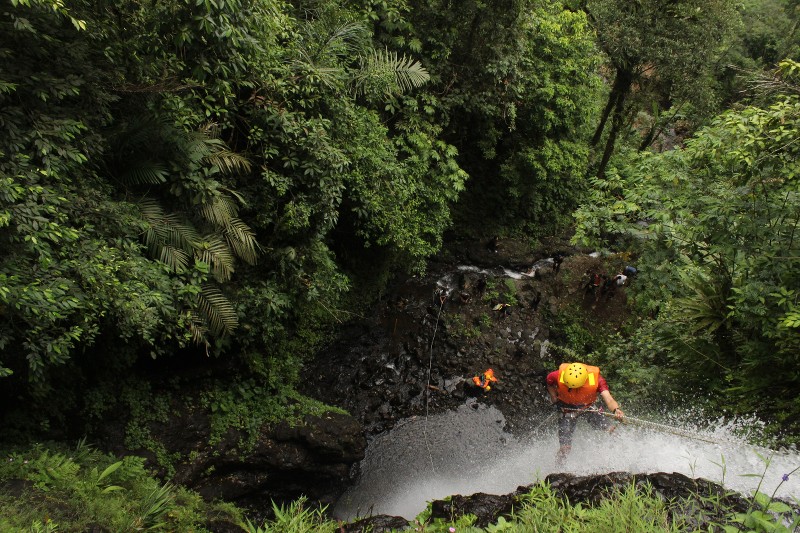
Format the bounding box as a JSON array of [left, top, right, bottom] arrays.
[[556, 363, 600, 407]]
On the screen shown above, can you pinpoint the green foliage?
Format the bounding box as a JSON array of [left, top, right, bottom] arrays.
[[719, 454, 800, 533], [512, 481, 683, 532], [199, 383, 347, 451], [0, 0, 469, 439], [244, 497, 337, 533], [585, 0, 740, 176], [401, 0, 602, 237], [0, 440, 243, 532], [573, 76, 800, 437], [718, 0, 800, 102]]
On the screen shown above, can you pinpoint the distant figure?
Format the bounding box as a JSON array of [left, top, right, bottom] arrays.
[[582, 270, 604, 301], [493, 302, 512, 318], [474, 276, 487, 297], [601, 273, 626, 300], [487, 236, 500, 254], [433, 288, 447, 306], [624, 265, 638, 278], [531, 291, 542, 311], [602, 275, 618, 299], [552, 252, 567, 274], [596, 273, 609, 301]]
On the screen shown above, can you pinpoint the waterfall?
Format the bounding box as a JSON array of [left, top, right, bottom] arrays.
[[334, 401, 800, 521]]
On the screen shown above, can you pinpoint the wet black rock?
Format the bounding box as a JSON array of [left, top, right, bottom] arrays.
[[340, 514, 411, 533], [431, 492, 517, 529], [343, 471, 756, 531]]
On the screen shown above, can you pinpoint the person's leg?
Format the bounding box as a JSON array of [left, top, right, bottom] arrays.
[[587, 409, 614, 433], [556, 413, 577, 466]]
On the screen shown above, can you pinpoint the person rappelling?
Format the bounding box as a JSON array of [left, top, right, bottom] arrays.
[[472, 368, 498, 392], [545, 362, 624, 466]]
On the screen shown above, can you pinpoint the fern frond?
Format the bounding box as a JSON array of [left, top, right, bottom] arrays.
[[197, 284, 238, 336]]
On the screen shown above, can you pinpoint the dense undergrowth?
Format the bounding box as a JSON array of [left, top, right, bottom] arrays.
[[244, 476, 800, 533], [2, 439, 798, 533], [0, 440, 243, 532]]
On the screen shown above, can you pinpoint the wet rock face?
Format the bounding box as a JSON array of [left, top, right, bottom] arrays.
[[299, 237, 623, 438], [299, 270, 554, 437]]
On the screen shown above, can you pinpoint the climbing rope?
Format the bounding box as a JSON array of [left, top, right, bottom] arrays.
[[423, 290, 447, 473], [566, 407, 741, 446], [527, 411, 557, 435]]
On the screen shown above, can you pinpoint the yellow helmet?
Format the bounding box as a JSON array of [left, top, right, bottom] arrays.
[[563, 363, 588, 389]]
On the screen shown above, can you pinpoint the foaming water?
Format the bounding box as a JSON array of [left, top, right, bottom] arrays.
[[334, 402, 800, 521]]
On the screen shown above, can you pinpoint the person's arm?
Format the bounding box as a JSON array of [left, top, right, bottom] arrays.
[[547, 382, 559, 404], [545, 372, 560, 405], [600, 390, 624, 419]]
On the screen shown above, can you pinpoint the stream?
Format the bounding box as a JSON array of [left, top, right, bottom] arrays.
[[334, 401, 800, 521]]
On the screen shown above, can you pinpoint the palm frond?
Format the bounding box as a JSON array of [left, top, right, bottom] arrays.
[[188, 312, 209, 347], [196, 235, 236, 281], [304, 20, 369, 63], [289, 58, 345, 90], [354, 49, 430, 96], [198, 193, 239, 228], [119, 161, 169, 185], [184, 130, 214, 164], [158, 244, 191, 273], [207, 148, 252, 175], [673, 272, 728, 336], [139, 199, 201, 251], [139, 199, 202, 272], [223, 218, 261, 265], [203, 137, 252, 175], [196, 284, 238, 336], [290, 20, 370, 90]]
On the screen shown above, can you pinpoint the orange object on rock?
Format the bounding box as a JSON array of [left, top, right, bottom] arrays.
[[472, 368, 498, 391]]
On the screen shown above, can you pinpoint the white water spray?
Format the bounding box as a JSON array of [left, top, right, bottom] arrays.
[[334, 402, 800, 521]]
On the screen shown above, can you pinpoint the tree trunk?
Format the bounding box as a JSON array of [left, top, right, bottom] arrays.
[[591, 81, 619, 146], [638, 122, 659, 151], [596, 70, 633, 178]]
